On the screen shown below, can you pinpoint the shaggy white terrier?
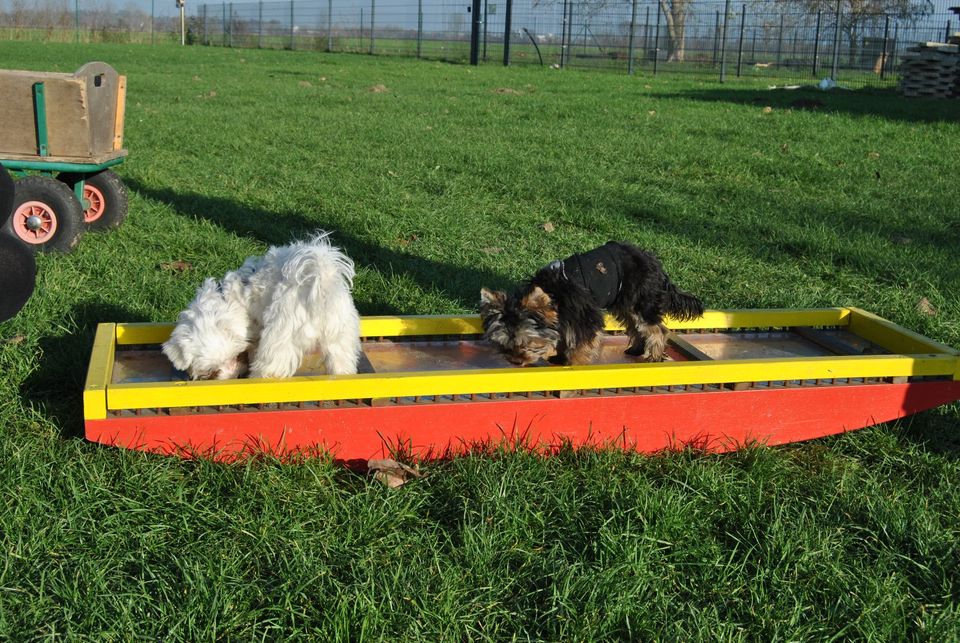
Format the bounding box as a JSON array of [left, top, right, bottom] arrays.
[[162, 232, 361, 380]]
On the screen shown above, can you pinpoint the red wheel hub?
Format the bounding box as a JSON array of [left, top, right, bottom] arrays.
[[12, 201, 58, 245], [82, 184, 106, 223]]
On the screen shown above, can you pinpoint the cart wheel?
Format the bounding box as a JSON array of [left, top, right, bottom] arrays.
[[7, 176, 84, 253], [59, 169, 129, 231]]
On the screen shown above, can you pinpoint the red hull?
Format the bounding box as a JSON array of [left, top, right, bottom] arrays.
[[84, 380, 960, 462]]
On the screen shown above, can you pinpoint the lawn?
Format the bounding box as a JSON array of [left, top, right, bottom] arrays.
[[1, 40, 959, 639]]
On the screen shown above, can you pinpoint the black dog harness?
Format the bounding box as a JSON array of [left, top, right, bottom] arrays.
[[548, 241, 623, 308]]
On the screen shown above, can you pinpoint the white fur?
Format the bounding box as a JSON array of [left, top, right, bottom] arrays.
[[162, 232, 361, 380]]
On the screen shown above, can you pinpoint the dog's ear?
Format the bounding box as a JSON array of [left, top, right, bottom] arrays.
[[479, 288, 506, 314], [521, 286, 552, 310], [521, 287, 558, 326], [161, 334, 191, 372]]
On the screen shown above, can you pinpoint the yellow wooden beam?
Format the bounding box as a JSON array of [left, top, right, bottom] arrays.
[[847, 308, 958, 356], [106, 353, 957, 411], [116, 308, 851, 346], [83, 323, 116, 420]]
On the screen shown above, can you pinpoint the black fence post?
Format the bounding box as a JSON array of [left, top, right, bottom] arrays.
[[560, 0, 569, 68], [880, 14, 890, 80], [470, 0, 482, 64], [653, 2, 661, 75], [482, 0, 488, 61], [642, 6, 649, 66], [417, 0, 423, 58], [736, 4, 745, 76], [776, 13, 783, 68], [830, 0, 841, 80], [257, 0, 262, 48], [627, 0, 638, 74], [813, 10, 822, 76], [328, 0, 333, 51], [719, 0, 731, 82], [369, 0, 375, 54], [565, 0, 574, 66], [713, 10, 720, 66], [503, 0, 512, 65]]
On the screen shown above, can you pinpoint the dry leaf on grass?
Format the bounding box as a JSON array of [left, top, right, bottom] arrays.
[[298, 80, 312, 88], [542, 222, 555, 233], [494, 87, 521, 95], [160, 260, 192, 273], [4, 335, 26, 345], [761, 106, 773, 114], [917, 297, 937, 317], [367, 458, 423, 488], [369, 84, 389, 93]]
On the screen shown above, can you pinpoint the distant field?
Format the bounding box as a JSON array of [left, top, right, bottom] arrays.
[[1, 41, 959, 639]]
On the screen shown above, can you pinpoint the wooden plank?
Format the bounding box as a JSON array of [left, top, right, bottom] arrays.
[[88, 382, 960, 461], [82, 323, 116, 420], [105, 353, 959, 411], [114, 308, 853, 346], [668, 333, 714, 361], [113, 75, 127, 151], [847, 307, 958, 356], [792, 326, 878, 355]]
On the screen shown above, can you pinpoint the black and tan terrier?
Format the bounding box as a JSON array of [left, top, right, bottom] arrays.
[[479, 241, 704, 366]]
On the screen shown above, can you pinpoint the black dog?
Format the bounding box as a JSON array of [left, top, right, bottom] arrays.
[[480, 241, 703, 366]]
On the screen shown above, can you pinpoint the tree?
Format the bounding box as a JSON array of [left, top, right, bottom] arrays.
[[775, 0, 932, 65], [658, 0, 689, 61]]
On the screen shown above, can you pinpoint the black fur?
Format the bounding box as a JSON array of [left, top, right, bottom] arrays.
[[480, 241, 704, 366]]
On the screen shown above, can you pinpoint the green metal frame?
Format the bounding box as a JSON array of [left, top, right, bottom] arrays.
[[0, 156, 126, 174], [33, 81, 48, 157]]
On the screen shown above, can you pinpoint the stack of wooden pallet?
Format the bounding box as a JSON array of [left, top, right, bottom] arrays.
[[898, 42, 959, 98]]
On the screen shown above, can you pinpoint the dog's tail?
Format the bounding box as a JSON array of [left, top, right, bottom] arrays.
[[664, 280, 704, 322], [285, 231, 356, 292]]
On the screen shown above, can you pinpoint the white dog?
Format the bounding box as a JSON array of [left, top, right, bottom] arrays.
[[162, 232, 361, 380]]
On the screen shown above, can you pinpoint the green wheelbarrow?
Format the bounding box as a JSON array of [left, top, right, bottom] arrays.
[[0, 62, 130, 253]]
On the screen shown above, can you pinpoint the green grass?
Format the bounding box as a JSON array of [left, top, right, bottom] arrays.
[[2, 40, 960, 639]]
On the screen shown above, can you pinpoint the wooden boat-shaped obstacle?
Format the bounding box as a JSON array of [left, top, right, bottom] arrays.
[[83, 307, 960, 462]]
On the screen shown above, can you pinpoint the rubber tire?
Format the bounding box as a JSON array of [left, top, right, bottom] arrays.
[[0, 233, 36, 322], [7, 176, 84, 253], [59, 169, 129, 231]]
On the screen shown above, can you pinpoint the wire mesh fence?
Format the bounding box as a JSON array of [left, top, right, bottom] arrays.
[[1, 0, 957, 88], [190, 0, 958, 87]]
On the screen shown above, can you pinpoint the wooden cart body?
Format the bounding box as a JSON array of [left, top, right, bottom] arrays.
[[83, 308, 960, 463], [0, 61, 127, 170]]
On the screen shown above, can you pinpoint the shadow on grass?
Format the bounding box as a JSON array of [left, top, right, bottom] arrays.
[[591, 184, 958, 289], [897, 408, 960, 459], [125, 179, 514, 313], [658, 86, 960, 123], [21, 301, 151, 440]]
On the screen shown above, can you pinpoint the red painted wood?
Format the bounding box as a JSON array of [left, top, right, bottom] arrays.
[[85, 381, 960, 462]]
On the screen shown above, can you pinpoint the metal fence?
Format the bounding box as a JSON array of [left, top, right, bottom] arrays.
[[1, 0, 957, 87], [192, 0, 958, 86]]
